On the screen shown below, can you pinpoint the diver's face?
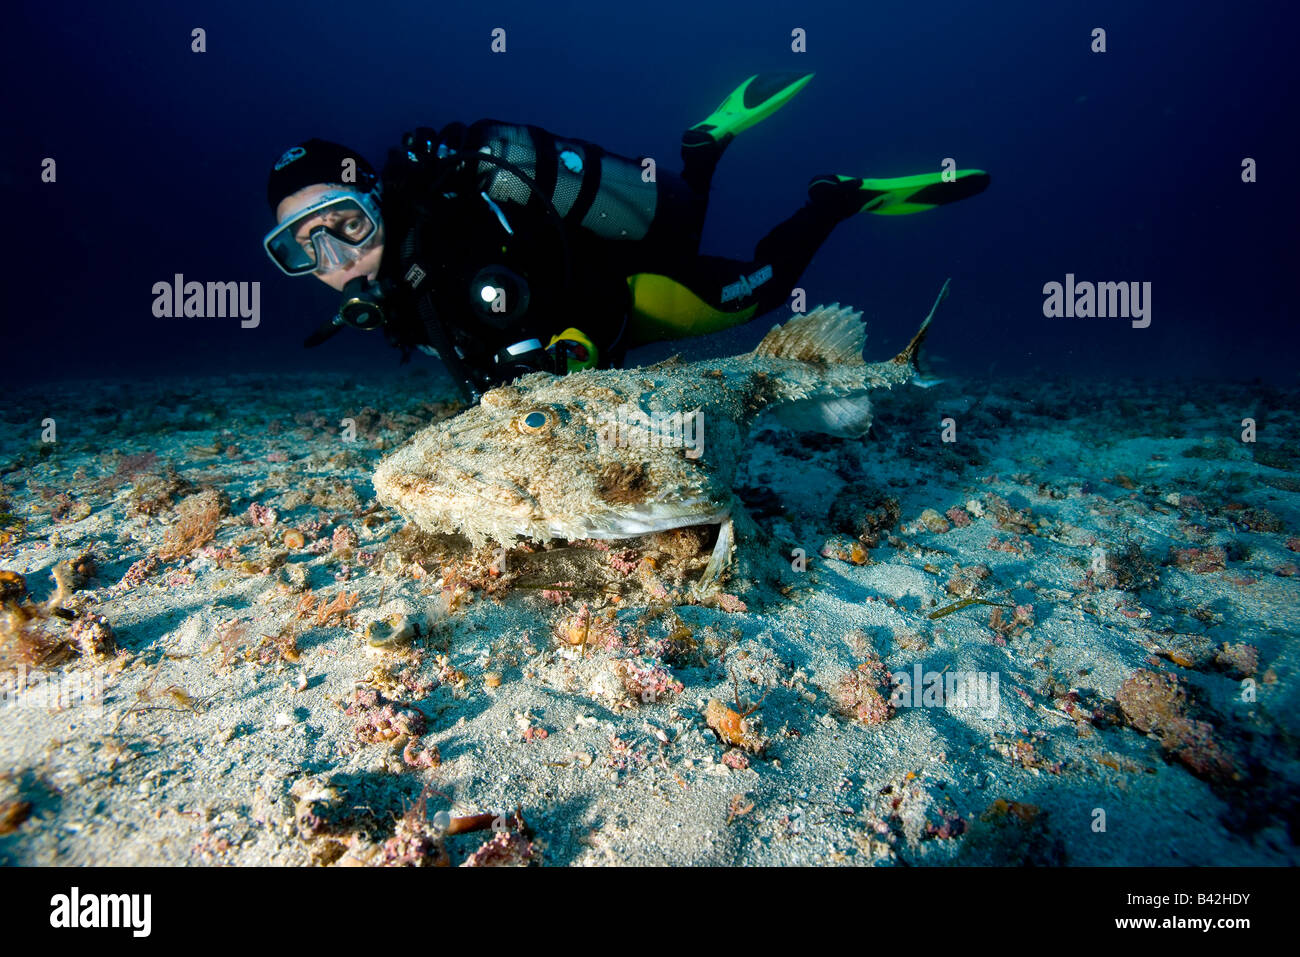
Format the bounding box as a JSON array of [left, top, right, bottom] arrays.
[[276, 184, 385, 291]]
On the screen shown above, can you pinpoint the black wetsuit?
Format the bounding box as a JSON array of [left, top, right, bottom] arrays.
[[376, 119, 848, 394]]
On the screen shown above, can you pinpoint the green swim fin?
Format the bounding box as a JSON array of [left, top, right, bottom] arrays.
[[683, 72, 815, 149], [809, 169, 991, 216]]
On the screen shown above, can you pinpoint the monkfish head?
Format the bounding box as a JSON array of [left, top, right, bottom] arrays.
[[372, 370, 723, 547]]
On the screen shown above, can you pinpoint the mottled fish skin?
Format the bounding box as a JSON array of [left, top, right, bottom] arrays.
[[373, 285, 948, 550]]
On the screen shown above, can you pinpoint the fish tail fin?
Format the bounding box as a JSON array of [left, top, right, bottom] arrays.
[[893, 277, 950, 372]]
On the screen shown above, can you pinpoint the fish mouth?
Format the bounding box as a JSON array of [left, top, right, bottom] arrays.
[[375, 466, 537, 525], [377, 463, 724, 542], [457, 492, 725, 542], [566, 500, 728, 539]]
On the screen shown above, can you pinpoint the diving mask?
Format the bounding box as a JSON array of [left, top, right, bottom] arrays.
[[263, 188, 383, 276]]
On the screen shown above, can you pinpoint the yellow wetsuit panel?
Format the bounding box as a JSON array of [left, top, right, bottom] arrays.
[[624, 273, 759, 347]]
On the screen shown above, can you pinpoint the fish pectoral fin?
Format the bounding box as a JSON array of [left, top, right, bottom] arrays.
[[771, 392, 874, 437]]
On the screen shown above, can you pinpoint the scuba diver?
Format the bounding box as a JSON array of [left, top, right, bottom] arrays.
[[263, 73, 989, 403]]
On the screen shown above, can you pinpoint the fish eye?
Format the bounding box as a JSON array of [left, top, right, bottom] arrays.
[[517, 408, 555, 434]]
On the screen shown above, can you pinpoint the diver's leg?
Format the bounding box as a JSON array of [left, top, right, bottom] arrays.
[[622, 194, 855, 344], [718, 165, 992, 315], [649, 200, 843, 324], [746, 201, 844, 313], [617, 165, 994, 354], [628, 181, 898, 341], [643, 170, 710, 262], [679, 138, 726, 197], [621, 177, 848, 343]]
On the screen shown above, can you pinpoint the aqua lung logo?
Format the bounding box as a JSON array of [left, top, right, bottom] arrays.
[[720, 264, 773, 304], [274, 146, 307, 170]]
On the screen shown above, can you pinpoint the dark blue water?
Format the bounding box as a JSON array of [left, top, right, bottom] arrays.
[[6, 0, 1294, 386]]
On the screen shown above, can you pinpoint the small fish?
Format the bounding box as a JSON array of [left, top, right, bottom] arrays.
[[373, 280, 952, 591]]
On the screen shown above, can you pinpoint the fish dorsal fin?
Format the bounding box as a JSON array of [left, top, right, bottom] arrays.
[[751, 303, 865, 365]]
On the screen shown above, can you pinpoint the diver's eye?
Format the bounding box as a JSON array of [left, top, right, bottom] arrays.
[[340, 215, 369, 239], [517, 408, 555, 434]]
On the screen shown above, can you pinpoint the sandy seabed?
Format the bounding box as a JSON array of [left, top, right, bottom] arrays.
[[1, 369, 1296, 866]]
